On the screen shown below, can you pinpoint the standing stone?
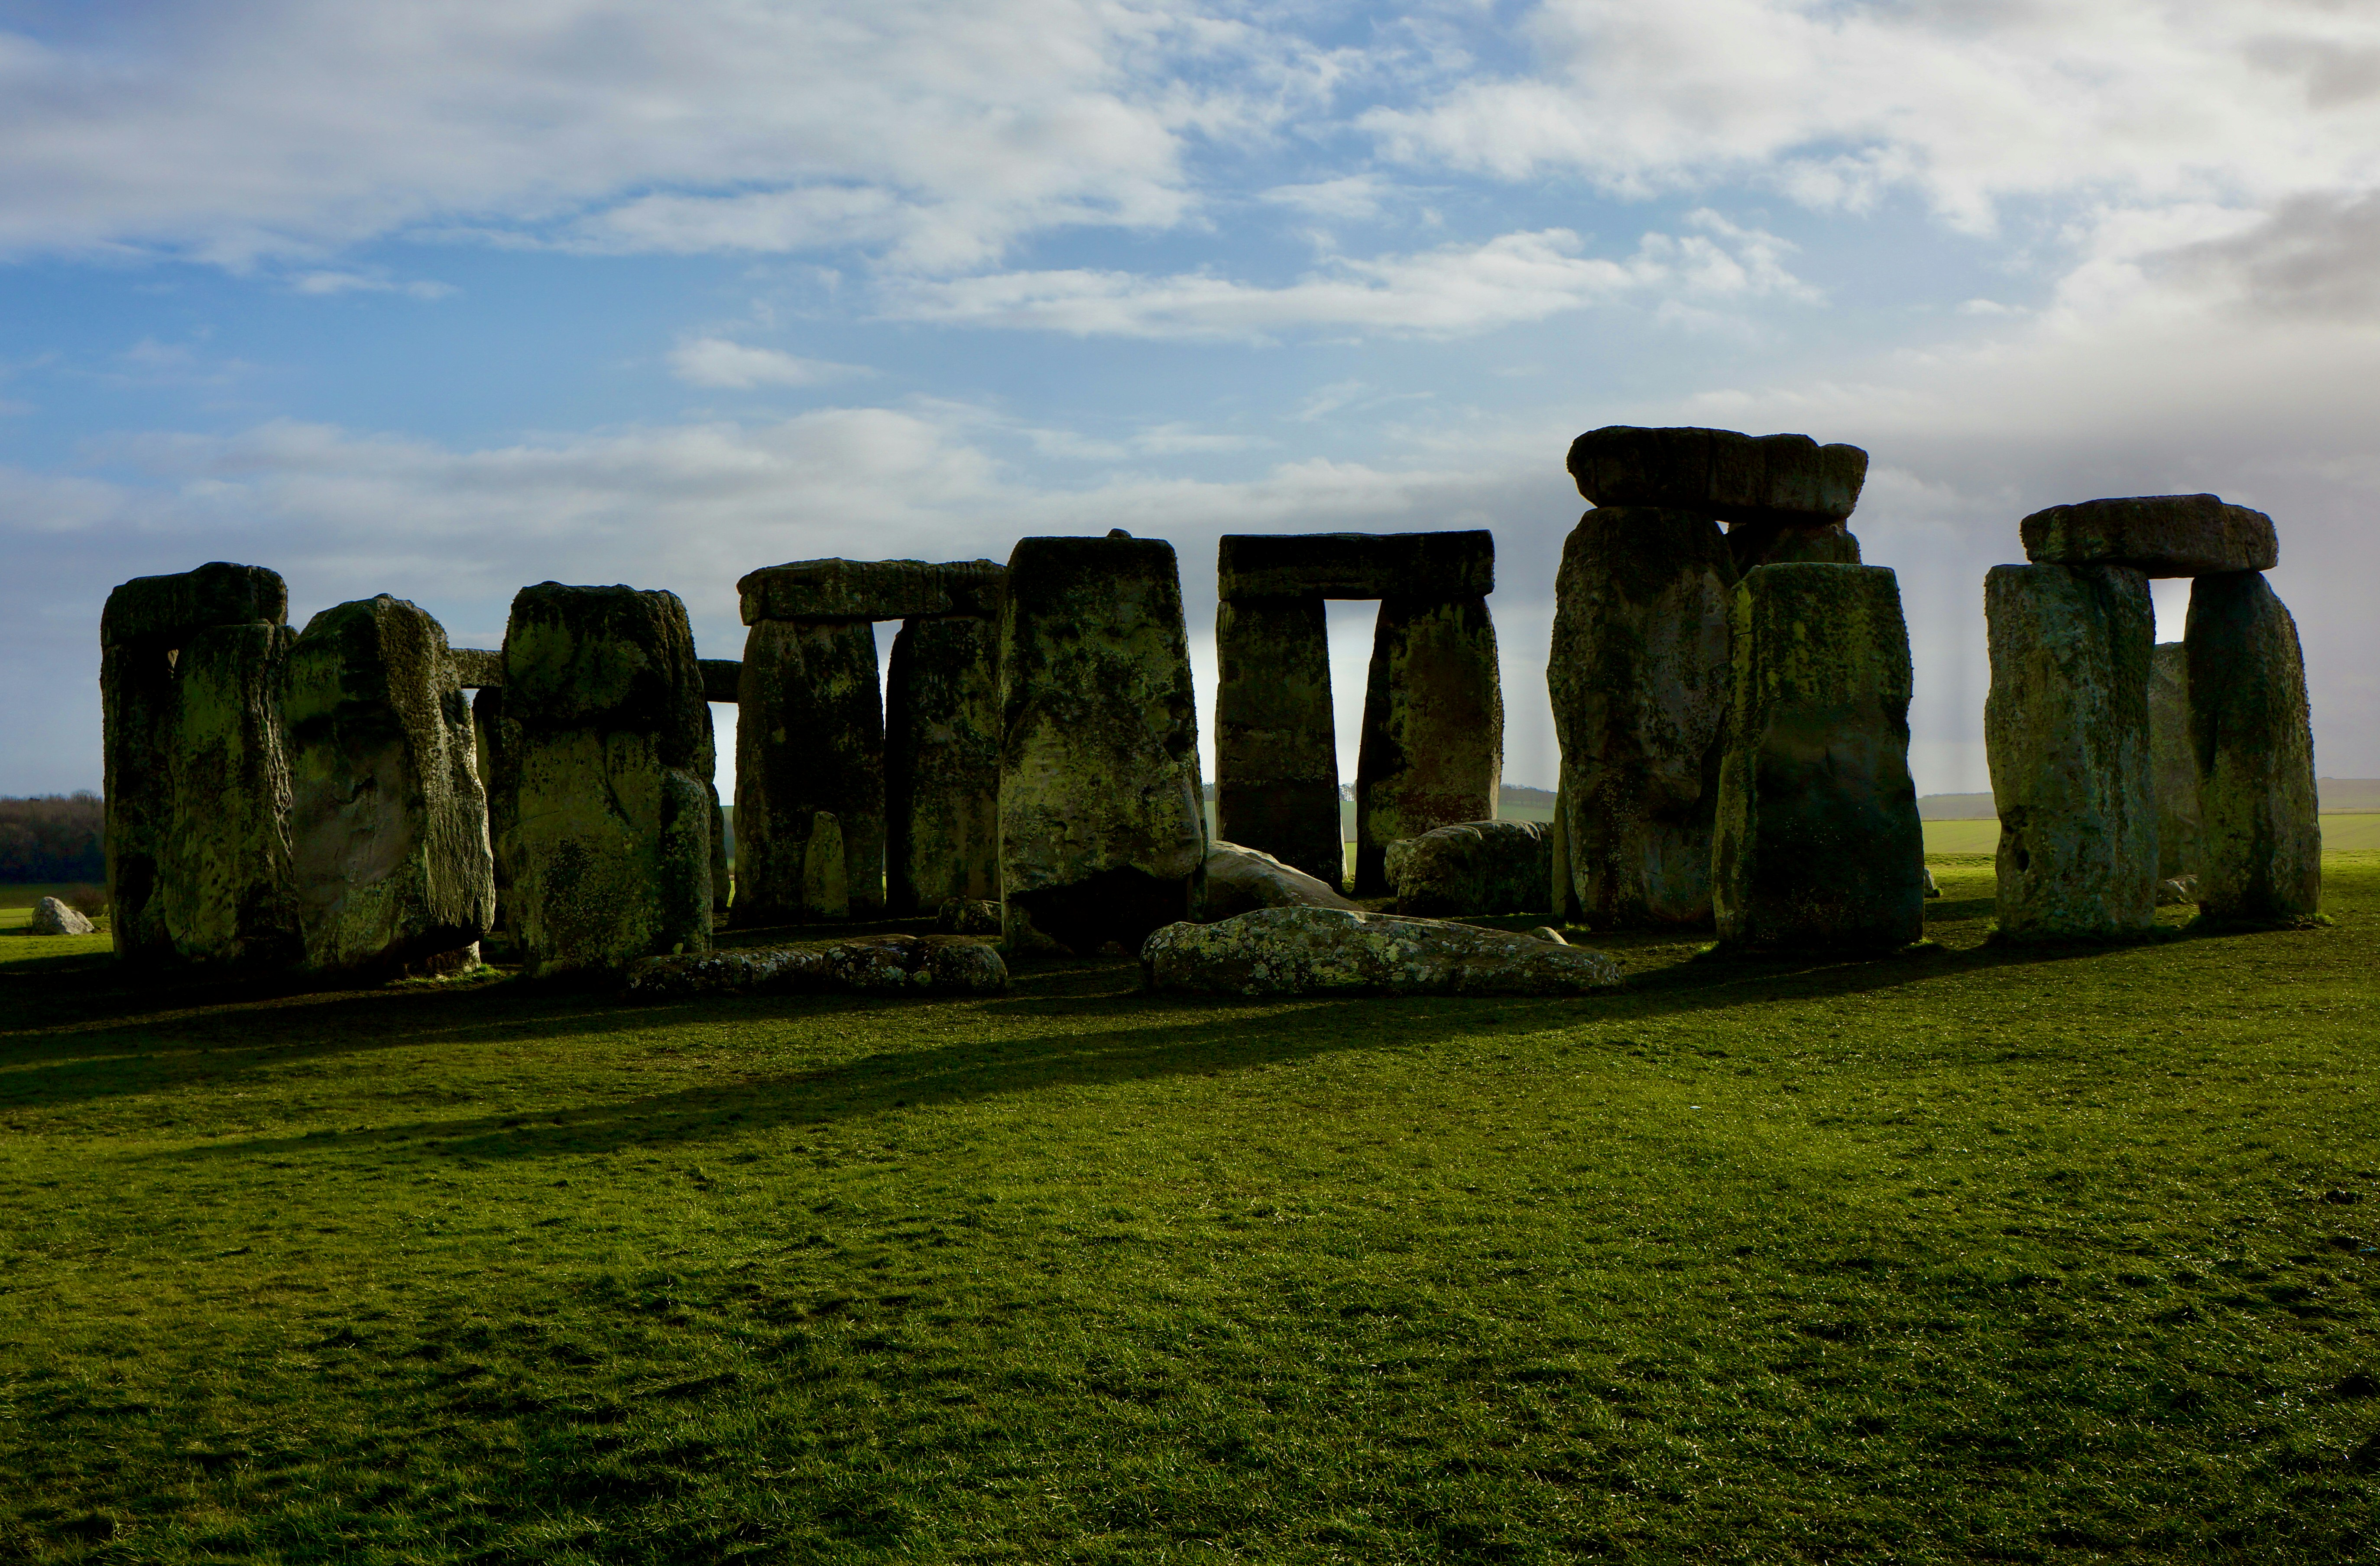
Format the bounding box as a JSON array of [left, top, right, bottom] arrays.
[[2148, 643, 2200, 880], [885, 613, 1002, 914], [500, 583, 716, 977], [1214, 594, 1341, 887], [472, 686, 521, 940], [999, 533, 1206, 954], [1549, 506, 1737, 928], [734, 618, 885, 923], [1983, 565, 2157, 940], [1354, 596, 1502, 895], [2185, 573, 2320, 925], [1712, 564, 1925, 952], [283, 595, 495, 975]]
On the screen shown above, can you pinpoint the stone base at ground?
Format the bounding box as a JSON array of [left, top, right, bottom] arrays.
[[2186, 572, 2320, 924], [1203, 841, 1362, 920], [624, 935, 1007, 999], [1385, 820, 1551, 917], [31, 897, 95, 935], [1141, 905, 1621, 996]]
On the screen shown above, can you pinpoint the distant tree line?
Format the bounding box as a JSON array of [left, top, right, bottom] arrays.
[[0, 793, 105, 883]]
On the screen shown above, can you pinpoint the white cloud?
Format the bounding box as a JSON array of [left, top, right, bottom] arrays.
[[290, 270, 455, 299], [667, 338, 870, 390]]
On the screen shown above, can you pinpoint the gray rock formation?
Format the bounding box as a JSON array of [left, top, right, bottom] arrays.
[[1983, 565, 2158, 940], [1712, 564, 1926, 952], [1140, 905, 1622, 996], [1384, 820, 1551, 917], [1355, 594, 1502, 893], [1202, 840, 1362, 920], [2020, 494, 2277, 577], [2148, 641, 2201, 879], [31, 896, 94, 936], [1214, 594, 1342, 887], [283, 595, 495, 976], [886, 610, 1002, 914], [624, 934, 1007, 1000], [1567, 427, 1868, 525], [2185, 572, 2321, 924], [734, 618, 884, 922]]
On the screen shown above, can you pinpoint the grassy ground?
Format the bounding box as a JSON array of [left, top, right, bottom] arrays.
[[2, 859, 2377, 1563]]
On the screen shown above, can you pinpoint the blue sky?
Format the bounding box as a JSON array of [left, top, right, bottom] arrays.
[[6, 0, 2378, 798]]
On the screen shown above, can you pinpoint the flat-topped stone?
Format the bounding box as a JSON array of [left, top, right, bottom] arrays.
[[1218, 531, 1494, 601], [738, 558, 1005, 625], [102, 562, 286, 647], [2020, 494, 2276, 577], [1567, 427, 1868, 526]]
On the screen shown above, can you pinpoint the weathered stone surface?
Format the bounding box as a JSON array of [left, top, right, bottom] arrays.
[[31, 896, 94, 936], [624, 934, 1007, 1000], [737, 557, 1005, 625], [1354, 595, 1502, 895], [1529, 926, 1566, 945], [937, 897, 1004, 935], [101, 640, 181, 964], [1385, 821, 1552, 917], [1202, 841, 1362, 920], [698, 658, 742, 704], [1984, 565, 2158, 940], [1727, 521, 1861, 573], [2186, 572, 2321, 924], [1218, 531, 1495, 601], [2156, 874, 2199, 906], [2148, 641, 2201, 879], [450, 648, 505, 689], [471, 687, 520, 938], [1712, 564, 1926, 952], [999, 534, 1206, 954], [1214, 595, 1342, 886], [101, 562, 287, 649], [1567, 427, 1868, 526], [1141, 905, 1622, 996], [2020, 494, 2276, 577], [735, 618, 885, 923], [284, 595, 495, 975], [886, 614, 1001, 914], [500, 583, 717, 976], [1549, 506, 1736, 929]]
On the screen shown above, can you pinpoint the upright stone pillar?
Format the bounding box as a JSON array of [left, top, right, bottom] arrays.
[[1548, 507, 1737, 928], [999, 532, 1206, 954], [283, 595, 495, 976], [472, 686, 520, 939], [2186, 573, 2320, 924], [500, 583, 716, 977], [100, 562, 299, 970], [1214, 594, 1341, 887], [885, 612, 1002, 913], [2147, 643, 2200, 880], [734, 619, 884, 923], [1712, 563, 1925, 952], [1983, 565, 2157, 939], [1355, 597, 1502, 896]]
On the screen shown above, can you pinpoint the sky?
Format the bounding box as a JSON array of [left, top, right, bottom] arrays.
[[4, 0, 2377, 801]]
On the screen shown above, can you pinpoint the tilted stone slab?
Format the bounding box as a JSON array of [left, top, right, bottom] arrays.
[[1354, 595, 1503, 894], [886, 614, 1001, 914], [1218, 531, 1495, 601], [1385, 820, 1551, 918], [738, 557, 1005, 625], [2020, 494, 2276, 577], [1140, 905, 1621, 996], [1712, 564, 1926, 952], [736, 619, 885, 923], [1550, 506, 1737, 929], [2147, 643, 2200, 879], [1567, 427, 1868, 526], [284, 595, 495, 975], [623, 934, 1007, 1000], [1214, 593, 1342, 887], [101, 561, 287, 649], [2186, 573, 2320, 924], [1202, 841, 1361, 921], [1984, 565, 2157, 940]]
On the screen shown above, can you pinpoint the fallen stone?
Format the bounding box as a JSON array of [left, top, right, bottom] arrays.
[[1529, 926, 1566, 945], [1214, 594, 1342, 886], [1923, 867, 1942, 899], [2186, 572, 2320, 924], [1984, 565, 2158, 940], [2148, 642, 2201, 879], [101, 561, 287, 649], [2156, 875, 2200, 906], [1385, 820, 1551, 917], [31, 896, 94, 936], [937, 897, 1004, 935], [1549, 506, 1735, 928], [1140, 905, 1622, 996], [450, 648, 504, 689], [1355, 594, 1503, 894], [284, 595, 495, 975], [624, 934, 1007, 1000], [1727, 521, 1861, 573], [734, 618, 885, 922], [2020, 494, 2276, 577], [1712, 564, 1927, 952], [738, 557, 1005, 624], [886, 613, 1002, 913], [1568, 427, 1868, 526], [1203, 841, 1362, 920], [1218, 531, 1495, 601]]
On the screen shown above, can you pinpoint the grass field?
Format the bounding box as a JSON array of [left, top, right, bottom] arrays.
[[3, 858, 2377, 1562]]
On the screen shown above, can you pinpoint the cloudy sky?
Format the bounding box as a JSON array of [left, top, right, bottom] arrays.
[[5, 0, 2377, 799]]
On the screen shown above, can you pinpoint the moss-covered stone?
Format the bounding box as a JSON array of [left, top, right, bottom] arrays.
[[449, 648, 504, 689], [1140, 906, 1621, 996], [1984, 565, 2157, 940], [1215, 594, 1342, 887], [1217, 531, 1495, 601], [159, 622, 302, 968], [102, 640, 180, 964], [1548, 506, 1735, 928], [1712, 564, 1925, 952], [625, 934, 1007, 1000], [2021, 494, 2276, 577], [1353, 596, 1502, 896], [998, 534, 1206, 954], [1567, 427, 1868, 526], [734, 618, 885, 922], [2148, 642, 2200, 880], [501, 583, 716, 977], [1727, 521, 1861, 572], [1201, 841, 1362, 919], [1384, 820, 1551, 917], [738, 557, 1005, 625], [283, 595, 494, 976], [471, 686, 520, 938], [101, 562, 286, 649], [2185, 572, 2320, 925], [885, 613, 1001, 914]]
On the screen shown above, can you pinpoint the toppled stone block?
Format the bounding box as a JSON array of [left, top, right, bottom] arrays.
[[1203, 841, 1362, 921], [1355, 595, 1502, 894], [1549, 506, 1736, 928], [31, 896, 94, 936], [1567, 427, 1868, 526], [937, 898, 1004, 935], [1712, 564, 1926, 952], [624, 934, 1007, 1000], [1384, 820, 1551, 917], [737, 557, 1005, 624], [698, 658, 742, 704], [284, 596, 495, 975], [735, 620, 884, 922], [1140, 905, 1622, 996], [1214, 594, 1342, 886], [2186, 572, 2320, 924], [1218, 531, 1495, 601], [450, 648, 505, 689], [1984, 565, 2157, 940], [101, 562, 287, 649], [887, 614, 1001, 913], [2148, 642, 2200, 879], [2020, 494, 2277, 577]]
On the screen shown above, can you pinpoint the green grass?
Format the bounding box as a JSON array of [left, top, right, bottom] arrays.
[[2, 860, 2377, 1562]]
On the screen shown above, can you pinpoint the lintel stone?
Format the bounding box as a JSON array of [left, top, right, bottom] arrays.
[[1567, 427, 1868, 526], [451, 648, 504, 689], [1218, 531, 1494, 602], [102, 561, 287, 647], [738, 557, 1005, 625], [2019, 494, 2277, 577]]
